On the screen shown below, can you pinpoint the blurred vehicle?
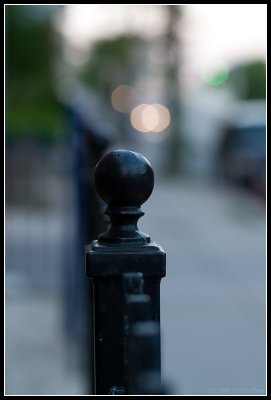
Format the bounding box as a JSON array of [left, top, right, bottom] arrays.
[[218, 101, 266, 198]]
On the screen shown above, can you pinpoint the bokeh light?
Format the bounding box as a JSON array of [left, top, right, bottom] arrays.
[[201, 60, 229, 86], [130, 103, 149, 132], [141, 105, 160, 131], [111, 84, 136, 113], [152, 103, 171, 132], [130, 103, 170, 133]]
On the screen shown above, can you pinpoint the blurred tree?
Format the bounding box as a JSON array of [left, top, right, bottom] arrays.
[[163, 5, 184, 176], [79, 34, 144, 141], [229, 60, 266, 100], [80, 35, 144, 100], [5, 5, 62, 137]]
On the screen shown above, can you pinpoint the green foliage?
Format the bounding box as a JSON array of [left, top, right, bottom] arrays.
[[5, 5, 62, 137], [6, 6, 51, 81], [80, 35, 144, 102], [229, 60, 266, 100]]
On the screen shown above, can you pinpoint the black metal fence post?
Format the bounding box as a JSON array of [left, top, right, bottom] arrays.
[[128, 321, 163, 395], [85, 149, 166, 395]]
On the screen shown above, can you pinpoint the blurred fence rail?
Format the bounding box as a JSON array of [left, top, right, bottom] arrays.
[[5, 137, 73, 290]]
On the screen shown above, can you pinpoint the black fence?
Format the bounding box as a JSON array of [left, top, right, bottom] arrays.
[[5, 95, 113, 393], [6, 100, 167, 395]]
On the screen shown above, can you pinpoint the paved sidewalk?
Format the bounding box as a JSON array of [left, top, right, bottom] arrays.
[[5, 289, 86, 395], [142, 179, 266, 395]]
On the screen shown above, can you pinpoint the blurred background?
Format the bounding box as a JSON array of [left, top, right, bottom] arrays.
[[5, 4, 266, 395]]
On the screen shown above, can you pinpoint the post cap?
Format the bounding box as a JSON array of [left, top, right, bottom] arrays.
[[94, 149, 154, 207]]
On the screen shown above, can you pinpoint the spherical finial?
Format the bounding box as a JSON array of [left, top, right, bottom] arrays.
[[94, 149, 154, 207]]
